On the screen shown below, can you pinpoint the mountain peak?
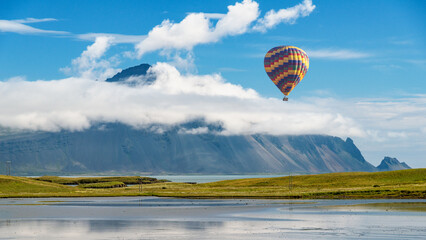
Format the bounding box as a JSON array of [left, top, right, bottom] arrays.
[[105, 63, 154, 85], [377, 156, 411, 171]]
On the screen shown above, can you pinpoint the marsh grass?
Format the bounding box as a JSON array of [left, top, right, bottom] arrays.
[[78, 181, 126, 188]]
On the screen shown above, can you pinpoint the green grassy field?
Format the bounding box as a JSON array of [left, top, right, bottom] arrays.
[[0, 169, 425, 199], [78, 181, 127, 188]]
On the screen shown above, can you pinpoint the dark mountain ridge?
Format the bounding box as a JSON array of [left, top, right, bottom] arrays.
[[377, 156, 411, 171], [0, 123, 377, 175], [105, 63, 154, 85]]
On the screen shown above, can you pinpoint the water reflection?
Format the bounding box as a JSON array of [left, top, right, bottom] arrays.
[[0, 197, 425, 239]]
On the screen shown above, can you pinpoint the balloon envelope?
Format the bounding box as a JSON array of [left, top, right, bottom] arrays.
[[264, 46, 309, 96]]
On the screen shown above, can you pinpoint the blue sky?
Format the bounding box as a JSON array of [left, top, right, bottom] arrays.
[[1, 0, 425, 167], [1, 0, 425, 98]]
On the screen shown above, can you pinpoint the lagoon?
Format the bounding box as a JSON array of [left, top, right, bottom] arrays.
[[147, 174, 290, 183], [0, 197, 425, 239]]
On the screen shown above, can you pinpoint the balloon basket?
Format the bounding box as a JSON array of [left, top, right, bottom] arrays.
[[283, 97, 289, 101]]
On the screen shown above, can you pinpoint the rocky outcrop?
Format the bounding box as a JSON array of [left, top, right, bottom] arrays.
[[377, 156, 411, 171]]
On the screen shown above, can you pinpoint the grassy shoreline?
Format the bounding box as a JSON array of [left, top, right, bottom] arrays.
[[0, 169, 425, 199]]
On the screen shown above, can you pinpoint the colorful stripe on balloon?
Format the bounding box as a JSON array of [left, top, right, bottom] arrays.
[[264, 46, 309, 96]]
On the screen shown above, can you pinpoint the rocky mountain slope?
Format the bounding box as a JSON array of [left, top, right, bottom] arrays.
[[376, 157, 411, 171], [0, 123, 377, 175]]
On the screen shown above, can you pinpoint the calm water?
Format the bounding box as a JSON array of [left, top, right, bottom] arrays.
[[0, 197, 425, 239], [147, 174, 289, 183]]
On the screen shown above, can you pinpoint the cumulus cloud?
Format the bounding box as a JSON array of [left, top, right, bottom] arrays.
[[135, 0, 316, 58], [135, 13, 214, 57], [200, 13, 226, 19], [0, 62, 362, 137], [213, 0, 260, 37], [307, 49, 371, 59], [135, 0, 260, 57], [253, 0, 315, 32], [0, 18, 68, 35], [165, 51, 197, 73], [61, 36, 120, 80], [150, 63, 258, 99], [4, 60, 425, 143], [135, 2, 259, 56], [3, 61, 426, 168], [4, 76, 27, 82]]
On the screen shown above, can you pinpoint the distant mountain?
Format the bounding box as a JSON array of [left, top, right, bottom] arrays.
[[0, 63, 391, 175], [377, 157, 411, 171], [105, 63, 154, 85], [0, 123, 378, 175]]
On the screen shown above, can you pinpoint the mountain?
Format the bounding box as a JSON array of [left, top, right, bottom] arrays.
[[105, 63, 154, 85], [0, 63, 381, 175], [0, 123, 377, 175], [376, 157, 411, 171]]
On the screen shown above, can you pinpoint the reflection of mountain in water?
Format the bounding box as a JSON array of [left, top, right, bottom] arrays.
[[0, 219, 224, 235]]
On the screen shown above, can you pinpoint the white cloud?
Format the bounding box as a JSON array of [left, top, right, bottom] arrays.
[[149, 63, 258, 99], [346, 96, 426, 166], [0, 18, 68, 35], [386, 131, 408, 138], [3, 76, 27, 82], [14, 18, 57, 24], [135, 0, 260, 57], [63, 36, 120, 80], [0, 62, 368, 139], [253, 0, 315, 32], [178, 127, 210, 134], [307, 49, 371, 59], [79, 36, 112, 60], [2, 63, 426, 167], [165, 51, 197, 73], [213, 0, 260, 37], [192, 13, 226, 19], [135, 13, 213, 57], [135, 0, 316, 58], [350, 97, 426, 135], [3, 62, 425, 141], [78, 33, 146, 44]]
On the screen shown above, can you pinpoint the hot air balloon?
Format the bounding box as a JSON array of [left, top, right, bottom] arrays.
[[264, 46, 309, 101]]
